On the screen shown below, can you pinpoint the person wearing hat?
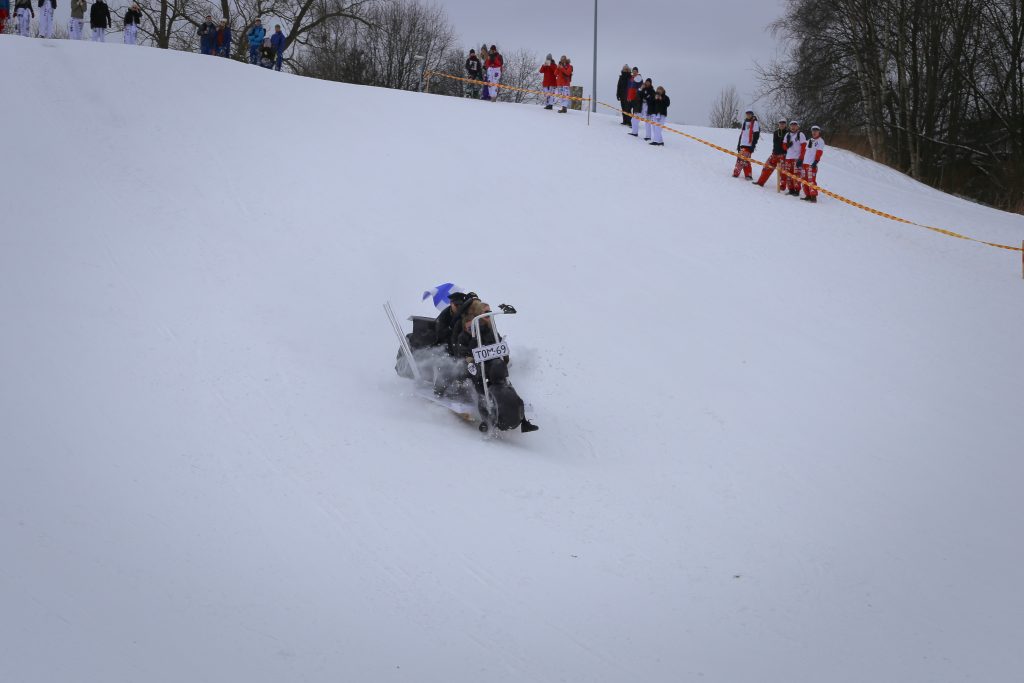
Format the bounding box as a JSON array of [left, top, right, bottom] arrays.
[[782, 120, 807, 196], [615, 65, 632, 125], [465, 49, 483, 98], [88, 0, 110, 41], [484, 44, 503, 102], [647, 85, 670, 146], [215, 18, 231, 57], [754, 118, 790, 188], [732, 110, 760, 180], [555, 55, 573, 113], [539, 54, 558, 109], [799, 125, 827, 202], [123, 2, 142, 44], [198, 14, 217, 54], [246, 18, 265, 64]]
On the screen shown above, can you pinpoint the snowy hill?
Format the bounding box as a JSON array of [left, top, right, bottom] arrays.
[[2, 36, 1023, 683]]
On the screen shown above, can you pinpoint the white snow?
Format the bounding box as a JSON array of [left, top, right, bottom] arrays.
[[2, 36, 1024, 682]]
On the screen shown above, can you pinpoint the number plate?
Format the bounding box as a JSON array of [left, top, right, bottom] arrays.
[[472, 341, 510, 364]]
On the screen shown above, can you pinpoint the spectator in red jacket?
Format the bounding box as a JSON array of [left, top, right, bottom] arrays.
[[539, 54, 557, 109], [555, 55, 573, 113], [484, 45, 503, 102]]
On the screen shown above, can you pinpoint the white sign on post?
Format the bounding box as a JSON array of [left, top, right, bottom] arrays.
[[472, 340, 510, 364]]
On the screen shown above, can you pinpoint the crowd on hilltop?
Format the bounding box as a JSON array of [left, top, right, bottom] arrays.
[[615, 65, 826, 202], [0, 2, 287, 70], [463, 45, 576, 113]]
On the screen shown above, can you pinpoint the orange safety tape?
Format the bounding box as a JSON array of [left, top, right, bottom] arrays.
[[598, 100, 1023, 253], [425, 70, 592, 104]]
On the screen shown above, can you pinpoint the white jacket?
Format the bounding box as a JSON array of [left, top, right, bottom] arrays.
[[784, 131, 807, 160], [802, 135, 827, 165], [737, 118, 760, 148]]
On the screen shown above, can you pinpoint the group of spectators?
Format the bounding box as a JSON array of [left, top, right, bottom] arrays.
[[615, 65, 671, 146], [734, 113, 827, 203], [464, 44, 504, 101], [196, 15, 285, 70], [538, 54, 574, 113], [2, 0, 135, 43]]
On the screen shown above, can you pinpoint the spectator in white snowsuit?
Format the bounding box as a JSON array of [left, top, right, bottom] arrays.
[[89, 0, 110, 41], [782, 121, 807, 196], [484, 45, 503, 101], [69, 0, 86, 39], [647, 86, 670, 146], [37, 0, 55, 38], [799, 125, 827, 202], [123, 2, 141, 45], [13, 0, 33, 37]]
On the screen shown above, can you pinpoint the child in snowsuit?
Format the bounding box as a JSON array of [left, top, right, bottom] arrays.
[[647, 86, 670, 146], [123, 3, 141, 45], [755, 119, 789, 187], [37, 0, 55, 38], [539, 54, 557, 109], [484, 45, 503, 102], [782, 121, 807, 196], [68, 0, 86, 39], [799, 125, 826, 202], [732, 110, 760, 179], [13, 0, 32, 37], [555, 56, 573, 113]]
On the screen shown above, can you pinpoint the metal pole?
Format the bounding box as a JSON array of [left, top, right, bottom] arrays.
[[591, 0, 598, 113]]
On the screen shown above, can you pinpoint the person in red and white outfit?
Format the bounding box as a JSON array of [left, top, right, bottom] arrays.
[[555, 55, 573, 113], [484, 45, 503, 102], [799, 125, 826, 202], [732, 110, 760, 180], [539, 54, 557, 109], [782, 120, 807, 196]]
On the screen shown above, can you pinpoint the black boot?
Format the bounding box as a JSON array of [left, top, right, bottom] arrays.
[[520, 419, 539, 433], [558, 107, 567, 113], [543, 104, 553, 110]]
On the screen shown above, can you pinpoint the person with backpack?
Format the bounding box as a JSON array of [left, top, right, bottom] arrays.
[[68, 0, 86, 39], [198, 14, 217, 55], [246, 18, 265, 64], [123, 2, 141, 45], [555, 55, 573, 113], [484, 45, 503, 102], [89, 0, 109, 41], [615, 65, 631, 125], [215, 19, 230, 57], [465, 48, 483, 98], [539, 53, 557, 109], [754, 118, 789, 188], [732, 110, 760, 180], [270, 24, 285, 70], [647, 85, 670, 146], [799, 125, 827, 202], [12, 0, 32, 36], [782, 120, 807, 196], [37, 0, 55, 38]]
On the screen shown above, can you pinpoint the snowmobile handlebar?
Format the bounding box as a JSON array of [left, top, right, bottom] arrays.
[[498, 303, 516, 314]]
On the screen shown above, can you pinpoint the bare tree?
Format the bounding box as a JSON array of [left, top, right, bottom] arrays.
[[499, 48, 542, 104], [709, 85, 741, 128]]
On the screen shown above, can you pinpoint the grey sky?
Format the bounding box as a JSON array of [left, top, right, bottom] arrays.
[[445, 0, 787, 124]]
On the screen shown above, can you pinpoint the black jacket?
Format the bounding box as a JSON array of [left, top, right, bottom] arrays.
[[771, 128, 786, 155], [124, 8, 141, 26], [38, 0, 56, 9], [615, 71, 630, 100], [199, 20, 217, 38], [454, 323, 499, 360], [466, 56, 482, 79], [648, 93, 670, 117], [15, 0, 34, 11], [90, 0, 111, 27]]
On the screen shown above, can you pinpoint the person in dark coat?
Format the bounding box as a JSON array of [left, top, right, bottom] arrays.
[[647, 86, 670, 146], [89, 0, 110, 41], [465, 49, 482, 98], [270, 24, 285, 70], [215, 19, 231, 57], [615, 64, 631, 125], [754, 118, 790, 187], [12, 0, 33, 37], [198, 14, 217, 55], [123, 2, 142, 45]]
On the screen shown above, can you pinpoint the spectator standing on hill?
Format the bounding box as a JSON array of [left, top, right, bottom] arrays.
[[465, 49, 482, 97], [647, 85, 670, 146], [198, 14, 217, 55], [754, 118, 789, 188], [89, 0, 109, 41], [631, 77, 652, 139], [37, 0, 55, 38], [782, 121, 807, 196], [215, 19, 230, 57], [68, 0, 86, 39], [123, 3, 141, 44], [13, 0, 32, 37], [799, 125, 826, 202], [246, 19, 265, 64], [270, 24, 285, 70], [484, 44, 503, 102], [539, 53, 557, 109], [732, 110, 760, 180], [615, 65, 631, 125], [0, 0, 8, 35], [555, 55, 573, 113], [258, 37, 274, 68], [625, 68, 642, 135]]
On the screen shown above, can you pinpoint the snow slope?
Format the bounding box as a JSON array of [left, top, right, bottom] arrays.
[[2, 36, 1023, 682]]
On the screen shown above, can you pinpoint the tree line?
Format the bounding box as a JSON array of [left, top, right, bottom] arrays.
[[759, 0, 1024, 213]]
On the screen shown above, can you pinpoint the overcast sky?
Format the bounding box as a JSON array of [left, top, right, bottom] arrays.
[[445, 0, 788, 123]]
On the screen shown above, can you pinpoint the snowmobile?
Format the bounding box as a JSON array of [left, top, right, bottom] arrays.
[[385, 301, 537, 434]]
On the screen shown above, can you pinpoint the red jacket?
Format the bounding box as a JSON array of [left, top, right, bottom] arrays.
[[556, 63, 573, 87], [539, 63, 557, 87], [485, 54, 503, 69]]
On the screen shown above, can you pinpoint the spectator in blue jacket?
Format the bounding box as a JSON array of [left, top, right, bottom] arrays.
[[246, 18, 265, 64], [216, 19, 231, 57], [270, 24, 286, 71], [198, 14, 217, 55]]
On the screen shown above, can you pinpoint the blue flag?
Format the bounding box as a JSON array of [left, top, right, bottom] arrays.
[[422, 282, 464, 310]]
